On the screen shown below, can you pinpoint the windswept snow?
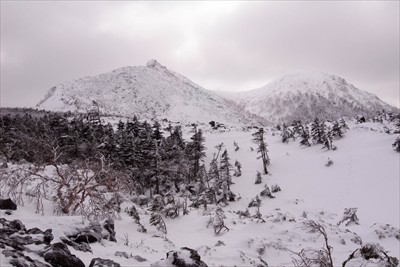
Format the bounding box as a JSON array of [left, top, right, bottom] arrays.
[[1, 120, 399, 266]]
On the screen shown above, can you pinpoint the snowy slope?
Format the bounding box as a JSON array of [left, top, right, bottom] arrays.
[[1, 121, 399, 266], [36, 60, 264, 126], [220, 72, 398, 124]]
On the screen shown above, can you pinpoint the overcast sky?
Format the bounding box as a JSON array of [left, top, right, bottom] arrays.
[[1, 1, 399, 108]]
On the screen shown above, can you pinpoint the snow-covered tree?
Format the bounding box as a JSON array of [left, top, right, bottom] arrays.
[[212, 206, 229, 235], [299, 125, 311, 147], [234, 160, 242, 177], [252, 128, 270, 175], [331, 120, 343, 138], [311, 118, 326, 145], [281, 123, 292, 143], [149, 213, 167, 234], [322, 127, 335, 150]]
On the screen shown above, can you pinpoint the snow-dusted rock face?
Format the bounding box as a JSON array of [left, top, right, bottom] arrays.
[[37, 60, 264, 126], [220, 72, 398, 124]]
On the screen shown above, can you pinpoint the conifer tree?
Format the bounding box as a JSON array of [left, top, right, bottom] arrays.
[[252, 128, 270, 175], [299, 125, 311, 147], [311, 118, 326, 144], [234, 160, 242, 177], [213, 206, 229, 234], [220, 149, 232, 191], [150, 213, 167, 234], [331, 121, 343, 138], [281, 123, 292, 143], [339, 118, 349, 131], [322, 127, 335, 150], [187, 125, 206, 181]]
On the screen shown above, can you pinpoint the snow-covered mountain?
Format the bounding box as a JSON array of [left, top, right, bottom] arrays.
[[37, 60, 264, 126], [220, 72, 398, 124]]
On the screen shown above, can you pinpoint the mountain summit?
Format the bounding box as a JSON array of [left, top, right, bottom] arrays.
[[221, 72, 397, 124], [37, 60, 262, 126]]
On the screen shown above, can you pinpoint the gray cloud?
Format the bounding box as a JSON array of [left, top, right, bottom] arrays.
[[1, 1, 399, 108]]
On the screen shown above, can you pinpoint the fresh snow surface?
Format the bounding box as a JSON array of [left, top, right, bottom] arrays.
[[1, 121, 399, 266], [220, 72, 398, 124], [36, 60, 264, 126]]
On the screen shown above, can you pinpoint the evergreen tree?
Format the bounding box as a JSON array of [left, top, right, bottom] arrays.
[[311, 118, 326, 144], [322, 127, 335, 150], [299, 125, 311, 147], [331, 121, 343, 138], [213, 206, 229, 234], [149, 213, 167, 234], [252, 128, 270, 175], [234, 160, 242, 177], [339, 118, 349, 131], [281, 123, 292, 143], [187, 125, 206, 181], [292, 120, 303, 137], [220, 149, 233, 191]]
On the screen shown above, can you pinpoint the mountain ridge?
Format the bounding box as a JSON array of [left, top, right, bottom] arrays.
[[37, 61, 397, 125], [219, 71, 398, 124], [37, 59, 265, 126]]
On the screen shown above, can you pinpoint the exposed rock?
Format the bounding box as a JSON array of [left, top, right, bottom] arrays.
[[60, 237, 92, 253], [68, 219, 117, 244], [103, 218, 116, 242], [133, 255, 147, 262], [151, 247, 208, 267], [89, 258, 121, 267], [3, 249, 50, 267], [0, 198, 17, 210], [43, 242, 85, 267], [115, 251, 130, 258], [68, 222, 102, 244], [10, 220, 26, 231]]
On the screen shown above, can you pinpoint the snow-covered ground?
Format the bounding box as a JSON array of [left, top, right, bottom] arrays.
[[1, 121, 399, 266]]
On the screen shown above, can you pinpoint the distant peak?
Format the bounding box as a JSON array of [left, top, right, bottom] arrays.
[[146, 59, 166, 69]]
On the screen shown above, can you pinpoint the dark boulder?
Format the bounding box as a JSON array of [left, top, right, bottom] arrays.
[[89, 258, 121, 267], [43, 242, 85, 267], [10, 220, 26, 231], [0, 198, 17, 210], [60, 237, 92, 253], [151, 247, 208, 267], [103, 219, 116, 242]]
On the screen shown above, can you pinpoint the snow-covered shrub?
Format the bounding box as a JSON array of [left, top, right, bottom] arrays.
[[342, 243, 399, 267], [290, 220, 333, 267], [149, 213, 167, 234], [393, 136, 400, 152], [234, 141, 240, 151], [271, 184, 281, 193], [337, 208, 359, 226], [255, 171, 262, 184], [212, 206, 229, 235], [248, 196, 262, 208], [237, 209, 251, 219], [260, 185, 275, 199], [325, 158, 334, 167]]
